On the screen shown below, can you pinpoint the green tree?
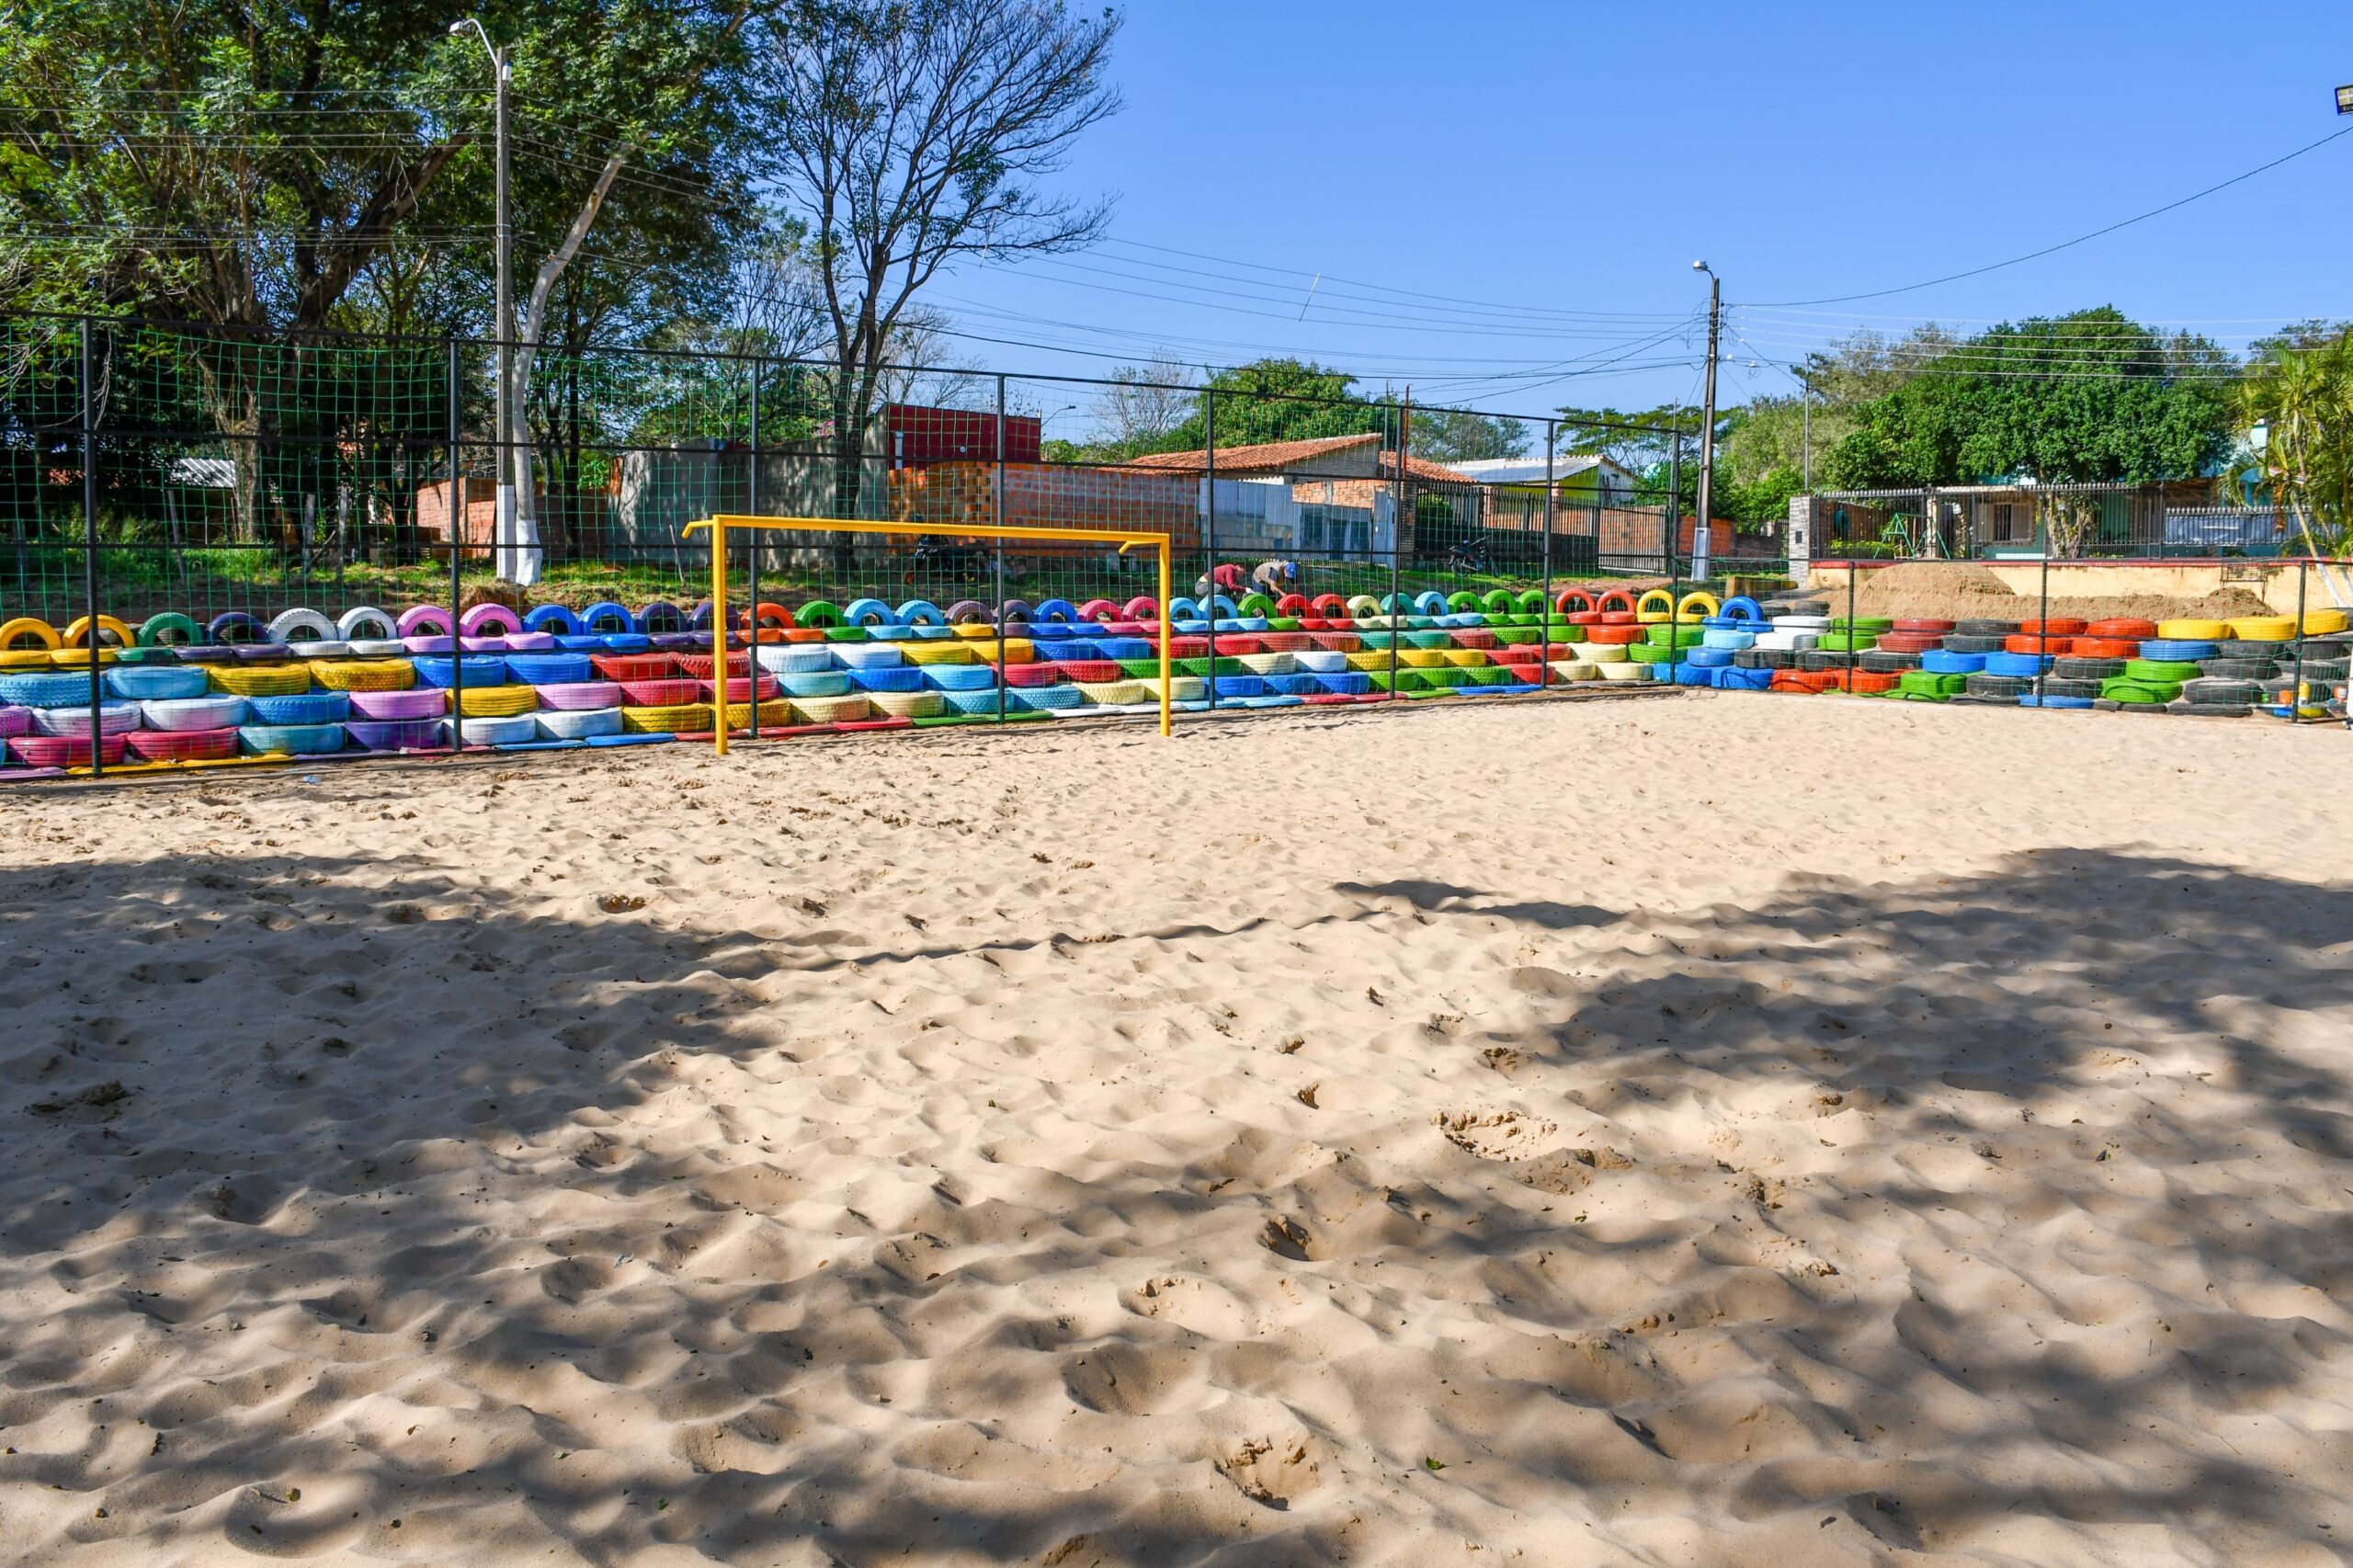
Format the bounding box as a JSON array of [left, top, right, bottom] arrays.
[[1822, 308, 2234, 492], [1153, 359, 1388, 452], [2237, 325, 2353, 556], [1408, 406, 1530, 463], [756, 0, 1120, 527]]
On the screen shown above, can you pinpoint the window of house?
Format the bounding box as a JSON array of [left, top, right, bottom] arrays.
[[1991, 502, 2017, 542]]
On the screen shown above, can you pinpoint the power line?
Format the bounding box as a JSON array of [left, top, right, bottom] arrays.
[[1744, 123, 2353, 308]]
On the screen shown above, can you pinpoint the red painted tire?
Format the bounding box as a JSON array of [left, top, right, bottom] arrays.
[[1891, 618, 1955, 633], [1597, 611, 1638, 626], [1877, 632, 1946, 653], [2073, 637, 2139, 659], [2086, 618, 2158, 641], [1211, 635, 1263, 655], [1586, 625, 1643, 645], [2005, 633, 2074, 655], [1310, 594, 1348, 619], [1555, 588, 1597, 615], [620, 678, 703, 706], [2019, 618, 2088, 636], [1275, 594, 1310, 616], [1595, 588, 1636, 615], [1121, 596, 1160, 621], [1077, 598, 1120, 624], [1001, 663, 1064, 687], [593, 654, 677, 681]]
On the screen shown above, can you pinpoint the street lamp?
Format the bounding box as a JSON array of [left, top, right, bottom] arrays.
[[1690, 261, 1722, 579], [450, 17, 514, 575], [2336, 84, 2353, 114]]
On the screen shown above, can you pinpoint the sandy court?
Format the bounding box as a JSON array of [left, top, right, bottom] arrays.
[[3, 691, 2352, 1567]]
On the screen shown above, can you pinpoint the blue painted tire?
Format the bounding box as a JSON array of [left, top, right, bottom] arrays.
[[208, 611, 264, 644], [850, 666, 924, 693], [925, 665, 996, 691], [580, 600, 635, 635], [0, 671, 97, 707], [1166, 597, 1201, 622], [239, 722, 346, 756], [896, 599, 947, 627], [105, 665, 209, 700], [504, 653, 596, 686], [413, 655, 509, 689], [1719, 596, 1765, 622], [777, 671, 853, 699], [756, 645, 835, 675], [843, 597, 896, 628], [1033, 597, 1079, 625], [345, 719, 441, 752], [525, 604, 585, 636], [247, 692, 352, 725]]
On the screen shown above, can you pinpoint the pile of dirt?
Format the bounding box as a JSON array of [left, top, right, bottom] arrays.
[[1835, 562, 2277, 624]]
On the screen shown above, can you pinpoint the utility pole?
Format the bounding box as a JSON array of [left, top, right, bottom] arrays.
[[452, 17, 512, 576], [1691, 261, 1721, 576]]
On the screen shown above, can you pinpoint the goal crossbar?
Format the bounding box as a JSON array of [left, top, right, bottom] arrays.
[[681, 515, 1175, 753]]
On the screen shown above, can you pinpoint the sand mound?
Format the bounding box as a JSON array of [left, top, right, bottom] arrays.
[[3, 698, 2351, 1566], [1834, 560, 2279, 623]]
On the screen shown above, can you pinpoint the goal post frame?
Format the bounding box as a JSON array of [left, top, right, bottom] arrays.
[[682, 514, 1175, 753]]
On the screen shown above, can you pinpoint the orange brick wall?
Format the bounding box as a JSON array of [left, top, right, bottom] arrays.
[[889, 462, 1203, 553]]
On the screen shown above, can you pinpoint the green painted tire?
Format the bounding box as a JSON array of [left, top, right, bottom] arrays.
[[795, 598, 844, 628], [139, 611, 204, 647]]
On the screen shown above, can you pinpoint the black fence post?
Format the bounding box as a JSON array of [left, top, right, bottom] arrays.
[[1204, 383, 1223, 715], [447, 336, 464, 757], [1845, 556, 1858, 692], [1385, 400, 1400, 704], [2291, 560, 2309, 727], [2035, 552, 2050, 707], [745, 355, 760, 736], [1540, 418, 1554, 690], [994, 373, 1006, 725], [80, 316, 102, 778]]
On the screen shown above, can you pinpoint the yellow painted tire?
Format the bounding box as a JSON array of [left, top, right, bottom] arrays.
[[985, 638, 1036, 665], [867, 689, 944, 718], [1596, 661, 1645, 681], [620, 702, 710, 733], [50, 647, 119, 666], [1344, 652, 1392, 672], [1071, 680, 1145, 706], [722, 700, 795, 731], [208, 665, 314, 697], [449, 683, 540, 718], [902, 642, 975, 665], [2224, 617, 2295, 642], [2302, 607, 2351, 635], [311, 659, 417, 692], [790, 694, 870, 724], [1676, 591, 1721, 619], [1396, 648, 1448, 668], [0, 650, 54, 669], [63, 614, 134, 648], [1634, 588, 1676, 623], [0, 617, 61, 651], [2155, 618, 2229, 641], [1440, 648, 1488, 667]]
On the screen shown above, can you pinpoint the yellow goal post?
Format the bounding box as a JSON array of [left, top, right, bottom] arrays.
[[680, 515, 1175, 754]]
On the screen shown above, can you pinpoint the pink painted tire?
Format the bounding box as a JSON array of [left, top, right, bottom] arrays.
[[1076, 598, 1119, 624], [348, 688, 447, 721], [1121, 596, 1159, 622], [396, 606, 454, 638], [459, 602, 521, 638], [535, 681, 623, 711]]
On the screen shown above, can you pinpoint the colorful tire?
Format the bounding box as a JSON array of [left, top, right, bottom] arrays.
[[635, 599, 687, 633], [345, 719, 442, 752], [447, 714, 540, 747], [29, 700, 140, 737], [63, 614, 135, 648], [619, 678, 703, 707], [395, 606, 453, 639], [1343, 595, 1381, 622], [536, 707, 624, 741], [1633, 589, 1676, 623], [142, 695, 248, 732], [1166, 597, 1201, 623], [247, 691, 352, 725], [1274, 595, 1310, 617], [9, 733, 130, 768], [580, 600, 635, 634], [105, 665, 209, 701], [458, 603, 524, 638], [531, 681, 622, 711], [520, 604, 582, 636], [449, 684, 540, 719], [1236, 594, 1276, 619], [1074, 599, 1116, 624], [309, 659, 414, 692], [239, 722, 345, 756], [896, 599, 947, 628], [205, 665, 313, 698], [329, 606, 392, 642], [505, 653, 596, 686], [125, 728, 240, 763], [1122, 596, 1161, 622], [137, 612, 203, 647], [414, 655, 509, 688], [263, 608, 333, 643], [349, 688, 446, 721], [2155, 619, 2230, 642], [1029, 597, 1075, 625]]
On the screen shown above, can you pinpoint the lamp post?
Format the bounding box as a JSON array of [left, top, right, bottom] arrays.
[[1690, 261, 1722, 581], [450, 17, 512, 576], [2335, 84, 2353, 114]]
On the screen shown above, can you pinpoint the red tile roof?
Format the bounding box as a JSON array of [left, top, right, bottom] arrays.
[[1121, 431, 1474, 484]]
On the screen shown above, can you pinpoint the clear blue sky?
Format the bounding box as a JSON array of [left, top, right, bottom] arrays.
[[941, 0, 2353, 426]]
